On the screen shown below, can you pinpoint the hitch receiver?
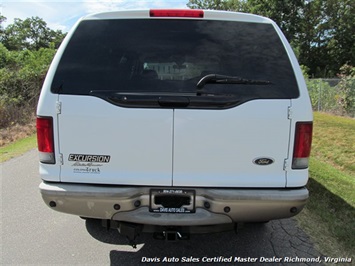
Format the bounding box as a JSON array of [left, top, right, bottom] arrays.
[[153, 228, 190, 241], [118, 222, 142, 248]]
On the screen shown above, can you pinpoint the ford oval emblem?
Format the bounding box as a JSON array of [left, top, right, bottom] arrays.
[[253, 157, 274, 166]]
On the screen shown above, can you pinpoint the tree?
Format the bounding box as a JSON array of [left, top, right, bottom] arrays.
[[294, 0, 354, 77], [187, 0, 246, 11], [0, 14, 6, 41], [245, 0, 304, 42], [323, 0, 355, 76], [2, 16, 65, 50], [337, 64, 355, 116], [0, 16, 65, 128]]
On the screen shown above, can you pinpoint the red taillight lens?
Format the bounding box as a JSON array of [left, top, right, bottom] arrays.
[[150, 9, 204, 18], [36, 117, 55, 164], [292, 122, 313, 169]]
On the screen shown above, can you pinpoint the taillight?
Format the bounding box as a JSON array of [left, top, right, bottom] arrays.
[[36, 117, 55, 164], [292, 122, 313, 169], [150, 9, 204, 18]]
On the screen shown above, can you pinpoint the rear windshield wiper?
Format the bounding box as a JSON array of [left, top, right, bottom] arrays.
[[196, 74, 271, 89]]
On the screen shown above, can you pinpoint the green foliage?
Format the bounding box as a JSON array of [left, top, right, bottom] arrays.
[[0, 14, 63, 128], [305, 65, 355, 117], [0, 14, 6, 40], [337, 65, 355, 116], [307, 79, 339, 113], [187, 0, 247, 11], [0, 46, 55, 99], [0, 43, 57, 128], [245, 0, 304, 42], [0, 42, 9, 68], [300, 65, 310, 79], [1, 16, 65, 50]]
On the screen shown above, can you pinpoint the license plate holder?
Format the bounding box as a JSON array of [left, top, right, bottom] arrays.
[[149, 189, 195, 213]]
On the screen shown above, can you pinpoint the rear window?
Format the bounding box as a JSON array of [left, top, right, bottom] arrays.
[[52, 19, 299, 108]]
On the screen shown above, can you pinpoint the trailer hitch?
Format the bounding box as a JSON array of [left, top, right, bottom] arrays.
[[153, 227, 190, 241], [117, 222, 142, 248]]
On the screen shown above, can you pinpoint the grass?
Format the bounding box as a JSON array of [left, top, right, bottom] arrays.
[[296, 112, 355, 259], [0, 117, 36, 162], [0, 134, 37, 163], [0, 119, 36, 146], [311, 112, 355, 174]]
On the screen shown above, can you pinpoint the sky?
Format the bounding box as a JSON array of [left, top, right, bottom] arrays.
[[1, 0, 189, 32]]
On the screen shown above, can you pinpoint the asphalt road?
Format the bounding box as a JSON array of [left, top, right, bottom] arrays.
[[1, 149, 324, 265]]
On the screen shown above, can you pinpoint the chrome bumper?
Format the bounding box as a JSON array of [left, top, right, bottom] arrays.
[[39, 182, 308, 226]]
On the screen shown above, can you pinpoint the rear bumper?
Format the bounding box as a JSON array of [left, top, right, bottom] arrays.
[[39, 182, 308, 226]]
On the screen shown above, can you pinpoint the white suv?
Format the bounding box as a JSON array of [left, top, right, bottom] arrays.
[[37, 9, 313, 243]]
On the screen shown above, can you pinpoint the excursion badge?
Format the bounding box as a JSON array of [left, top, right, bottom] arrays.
[[68, 154, 111, 163]]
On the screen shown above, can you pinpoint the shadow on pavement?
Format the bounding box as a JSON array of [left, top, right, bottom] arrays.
[[86, 218, 323, 266]]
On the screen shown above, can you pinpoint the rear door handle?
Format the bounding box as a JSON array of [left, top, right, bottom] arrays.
[[158, 96, 190, 108]]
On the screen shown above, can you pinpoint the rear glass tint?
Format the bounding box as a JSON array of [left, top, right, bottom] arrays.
[[52, 19, 299, 100]]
